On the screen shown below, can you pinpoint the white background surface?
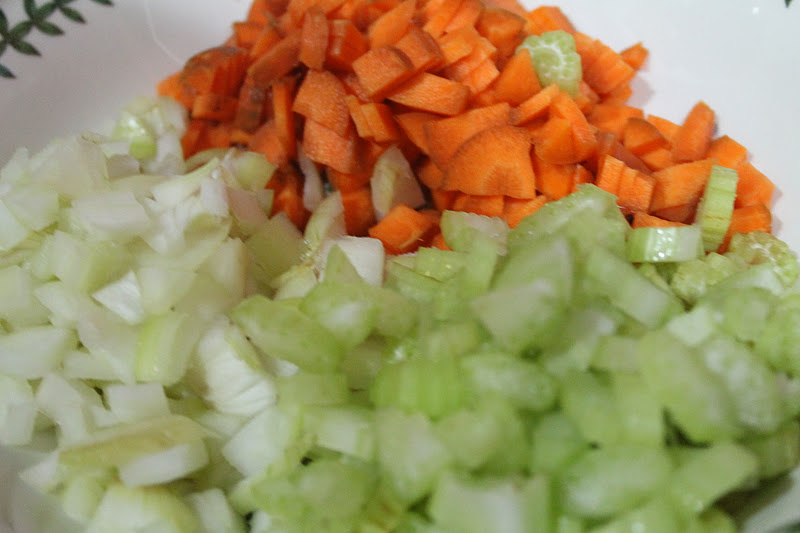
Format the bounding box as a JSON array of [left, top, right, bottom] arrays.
[[1, 0, 799, 531]]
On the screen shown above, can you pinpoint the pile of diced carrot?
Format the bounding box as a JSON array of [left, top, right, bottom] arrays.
[[157, 0, 775, 256]]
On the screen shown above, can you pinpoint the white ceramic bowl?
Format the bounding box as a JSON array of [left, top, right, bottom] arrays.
[[1, 1, 799, 531]]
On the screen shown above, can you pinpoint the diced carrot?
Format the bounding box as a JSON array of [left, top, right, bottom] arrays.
[[533, 91, 596, 165], [735, 162, 775, 208], [523, 6, 575, 35], [327, 19, 369, 71], [452, 193, 505, 218], [436, 25, 483, 66], [235, 78, 268, 132], [368, 203, 438, 254], [622, 117, 669, 157], [651, 203, 697, 225], [620, 42, 648, 70], [442, 125, 537, 199], [352, 45, 416, 98], [181, 119, 209, 159], [386, 73, 471, 116], [459, 57, 501, 95], [249, 119, 292, 167], [425, 102, 512, 168], [646, 114, 680, 145], [271, 167, 311, 229], [588, 103, 644, 138], [302, 118, 364, 174], [475, 6, 526, 58], [191, 93, 238, 122], [247, 31, 302, 87], [292, 69, 351, 136], [640, 147, 674, 172], [429, 231, 451, 250], [341, 186, 377, 235], [441, 37, 497, 83], [616, 166, 655, 215], [510, 83, 560, 125], [631, 212, 687, 229], [490, 48, 541, 106], [594, 154, 626, 196], [249, 23, 283, 59], [416, 157, 446, 189], [672, 101, 716, 163], [706, 135, 748, 169], [232, 20, 265, 49], [395, 25, 444, 73], [248, 0, 282, 24], [430, 188, 458, 211], [445, 0, 485, 34], [299, 7, 329, 69], [649, 158, 715, 213], [361, 102, 401, 142], [157, 72, 194, 109], [272, 75, 298, 161], [532, 155, 581, 201], [346, 94, 373, 138], [421, 0, 463, 38], [503, 195, 547, 227], [327, 167, 373, 192], [395, 111, 439, 154], [367, 0, 416, 48], [719, 204, 773, 253]]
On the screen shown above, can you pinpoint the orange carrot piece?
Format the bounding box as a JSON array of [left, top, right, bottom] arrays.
[[735, 162, 775, 208], [421, 0, 463, 38], [368, 203, 438, 254], [524, 6, 575, 35], [452, 193, 505, 218], [649, 158, 715, 213], [442, 124, 537, 199], [672, 101, 716, 163], [631, 212, 687, 229], [181, 119, 209, 159], [719, 204, 773, 253], [352, 45, 416, 98], [460, 57, 501, 95], [249, 23, 283, 59], [533, 92, 596, 166], [249, 119, 293, 167], [445, 0, 485, 34], [620, 42, 648, 70], [361, 102, 401, 142], [345, 94, 373, 138], [293, 69, 351, 136], [416, 157, 446, 189], [491, 48, 542, 106], [640, 147, 674, 172], [430, 188, 458, 211], [272, 75, 298, 161], [395, 111, 439, 154], [272, 167, 311, 229], [157, 72, 194, 109], [588, 103, 644, 138], [302, 118, 364, 174], [503, 195, 547, 227], [341, 186, 377, 235], [646, 114, 680, 145], [436, 25, 483, 67], [299, 7, 330, 69], [248, 0, 281, 24], [191, 93, 238, 122], [395, 25, 444, 72], [425, 102, 512, 169], [622, 117, 669, 157], [532, 155, 580, 201], [235, 79, 268, 132], [232, 20, 266, 49], [475, 6, 526, 58], [247, 31, 302, 87], [386, 73, 471, 116], [429, 231, 451, 250], [510, 83, 560, 126], [706, 135, 748, 169], [616, 167, 655, 215], [368, 0, 416, 48], [441, 36, 497, 83], [327, 167, 373, 192], [577, 35, 636, 96], [651, 204, 697, 225], [594, 154, 626, 196], [326, 19, 369, 71]]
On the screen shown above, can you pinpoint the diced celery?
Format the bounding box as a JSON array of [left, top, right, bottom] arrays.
[[726, 230, 800, 288], [667, 441, 758, 517], [305, 405, 375, 461], [610, 372, 665, 447], [375, 408, 451, 505], [318, 236, 386, 286], [741, 420, 800, 479], [493, 233, 573, 296], [560, 445, 673, 520], [686, 508, 737, 533], [591, 335, 640, 373], [559, 371, 622, 446], [230, 294, 345, 372], [626, 225, 703, 263], [460, 352, 556, 411], [517, 30, 582, 97], [300, 280, 379, 350], [245, 213, 305, 287], [696, 165, 738, 252], [530, 412, 589, 475], [435, 405, 507, 471], [637, 330, 742, 443], [277, 371, 350, 407], [669, 251, 745, 304], [414, 246, 468, 282], [587, 497, 682, 533], [439, 209, 509, 254]]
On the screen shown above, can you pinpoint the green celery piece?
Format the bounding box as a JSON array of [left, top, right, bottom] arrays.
[[439, 209, 508, 254], [413, 247, 468, 282], [375, 408, 452, 505], [669, 251, 745, 304], [726, 230, 800, 288], [517, 30, 582, 97], [741, 420, 800, 479], [244, 213, 305, 288], [435, 405, 508, 471], [428, 471, 552, 533], [610, 372, 665, 447], [558, 445, 673, 520], [637, 330, 743, 443], [559, 370, 622, 446], [460, 352, 556, 412], [685, 508, 737, 533], [230, 294, 345, 372], [299, 280, 380, 351], [587, 497, 683, 533], [276, 371, 350, 407], [667, 441, 758, 517], [591, 334, 640, 373], [626, 225, 703, 263], [695, 165, 738, 252], [530, 412, 589, 475], [493, 232, 574, 296], [696, 286, 776, 343], [303, 405, 375, 461]]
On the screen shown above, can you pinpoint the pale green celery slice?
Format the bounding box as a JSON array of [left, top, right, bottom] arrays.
[[626, 225, 703, 263], [695, 165, 738, 252], [517, 30, 582, 97], [726, 230, 800, 288]]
